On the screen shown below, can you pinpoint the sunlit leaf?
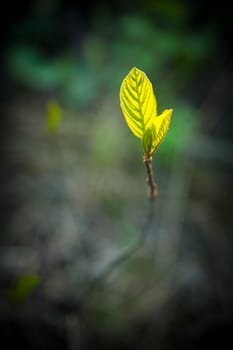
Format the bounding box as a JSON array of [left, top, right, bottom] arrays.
[[120, 67, 157, 139], [142, 124, 156, 156], [120, 67, 173, 157], [152, 108, 173, 154]]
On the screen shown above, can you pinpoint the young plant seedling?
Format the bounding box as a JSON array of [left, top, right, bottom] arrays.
[[120, 67, 173, 199]]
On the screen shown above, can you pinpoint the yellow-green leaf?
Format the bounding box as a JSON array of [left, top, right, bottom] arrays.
[[142, 124, 156, 156], [120, 67, 157, 139], [152, 109, 173, 154]]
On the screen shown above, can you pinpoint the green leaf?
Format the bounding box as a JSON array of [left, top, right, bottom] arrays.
[[120, 67, 157, 139], [152, 108, 173, 153], [142, 125, 156, 156]]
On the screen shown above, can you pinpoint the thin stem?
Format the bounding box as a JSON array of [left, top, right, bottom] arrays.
[[143, 155, 158, 199]]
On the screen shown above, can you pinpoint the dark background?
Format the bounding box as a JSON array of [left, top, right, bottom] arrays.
[[1, 1, 233, 349]]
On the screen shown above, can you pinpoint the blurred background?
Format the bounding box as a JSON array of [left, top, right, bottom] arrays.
[[1, 0, 233, 349]]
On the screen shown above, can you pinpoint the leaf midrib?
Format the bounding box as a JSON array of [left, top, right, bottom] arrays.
[[134, 71, 145, 132]]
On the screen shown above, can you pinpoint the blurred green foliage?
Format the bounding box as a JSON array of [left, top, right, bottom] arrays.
[[7, 46, 76, 89], [6, 13, 215, 100], [5, 10, 216, 161], [46, 99, 62, 134], [5, 274, 40, 305]]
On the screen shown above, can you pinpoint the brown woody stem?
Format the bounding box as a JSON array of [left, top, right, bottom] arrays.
[[143, 155, 158, 200]]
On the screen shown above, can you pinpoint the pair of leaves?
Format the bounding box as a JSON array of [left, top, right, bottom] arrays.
[[120, 67, 173, 156]]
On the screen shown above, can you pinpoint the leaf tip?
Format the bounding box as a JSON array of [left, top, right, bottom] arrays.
[[130, 66, 142, 76], [162, 108, 173, 119]]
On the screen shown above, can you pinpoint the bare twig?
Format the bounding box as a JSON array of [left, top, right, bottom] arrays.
[[143, 155, 158, 199]]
